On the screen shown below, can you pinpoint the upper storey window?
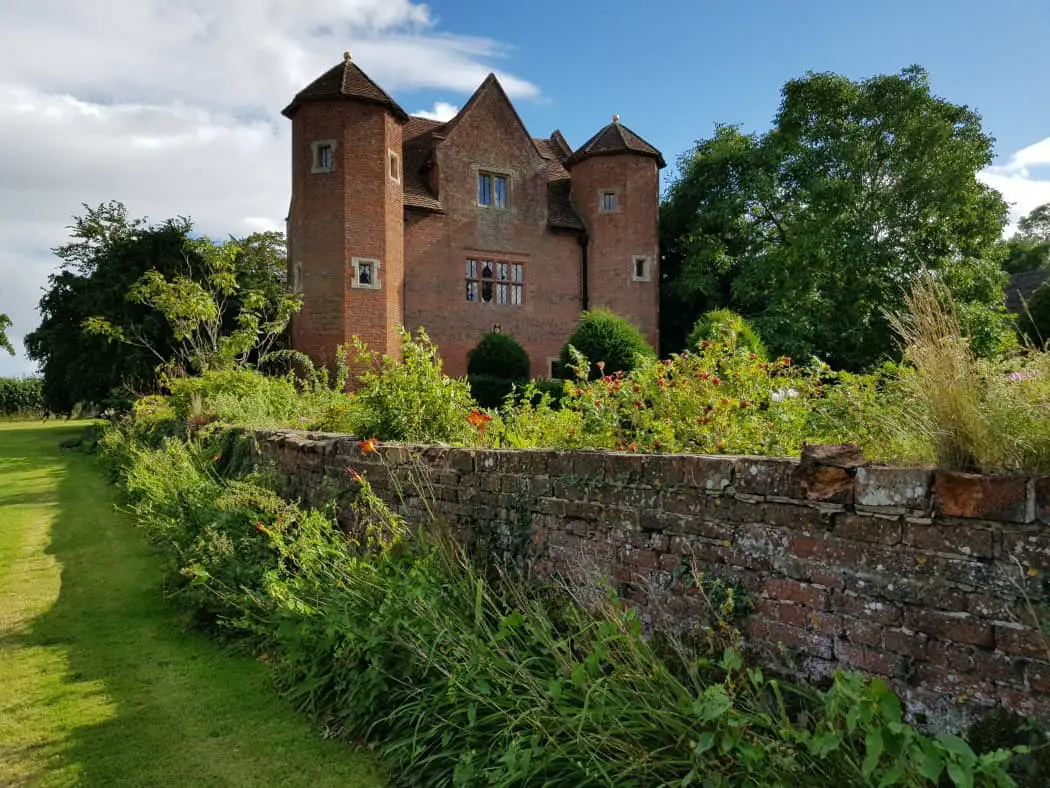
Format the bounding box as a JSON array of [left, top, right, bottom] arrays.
[[599, 189, 619, 213], [311, 140, 336, 173], [478, 172, 508, 209]]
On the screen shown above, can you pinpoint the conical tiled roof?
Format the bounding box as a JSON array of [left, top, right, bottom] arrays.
[[565, 119, 665, 168], [282, 55, 408, 121]]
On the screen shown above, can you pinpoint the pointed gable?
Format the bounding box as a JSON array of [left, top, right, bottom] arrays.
[[439, 74, 543, 161], [566, 119, 665, 168], [282, 55, 409, 122]]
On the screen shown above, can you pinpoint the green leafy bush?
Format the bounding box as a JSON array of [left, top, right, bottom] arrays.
[[466, 332, 531, 409], [338, 328, 476, 443], [687, 308, 769, 360], [559, 308, 655, 379], [1020, 281, 1050, 348], [467, 332, 530, 381], [0, 376, 44, 416]]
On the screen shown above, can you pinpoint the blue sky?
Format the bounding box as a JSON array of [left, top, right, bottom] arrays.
[[0, 0, 1047, 376], [415, 0, 1050, 186]]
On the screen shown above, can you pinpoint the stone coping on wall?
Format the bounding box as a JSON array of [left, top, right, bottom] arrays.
[[252, 429, 1050, 730]]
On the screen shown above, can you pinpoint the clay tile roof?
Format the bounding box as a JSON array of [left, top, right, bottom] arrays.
[[402, 115, 445, 212], [533, 138, 571, 180], [282, 57, 409, 122], [566, 120, 665, 168], [547, 180, 584, 231]]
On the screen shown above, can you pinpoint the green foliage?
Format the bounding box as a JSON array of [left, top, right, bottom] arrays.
[[101, 415, 1023, 787], [1018, 203, 1050, 242], [340, 329, 477, 443], [660, 66, 1009, 370], [0, 313, 13, 356], [85, 233, 301, 375], [26, 202, 298, 415], [496, 336, 916, 460], [687, 308, 768, 359], [559, 308, 656, 379], [1001, 238, 1050, 275], [1020, 281, 1050, 348], [0, 377, 44, 416], [466, 373, 518, 410], [467, 331, 531, 380], [466, 332, 531, 409]]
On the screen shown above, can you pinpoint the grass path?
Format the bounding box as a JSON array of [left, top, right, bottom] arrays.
[[0, 421, 385, 787]]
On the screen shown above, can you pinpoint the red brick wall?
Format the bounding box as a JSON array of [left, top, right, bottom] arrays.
[[258, 431, 1050, 730], [403, 86, 583, 379], [570, 155, 660, 349]]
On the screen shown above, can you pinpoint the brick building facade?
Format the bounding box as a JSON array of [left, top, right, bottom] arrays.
[[283, 54, 664, 378]]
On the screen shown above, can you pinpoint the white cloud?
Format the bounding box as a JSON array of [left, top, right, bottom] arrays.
[[413, 101, 459, 122], [0, 0, 538, 377], [980, 136, 1050, 235]]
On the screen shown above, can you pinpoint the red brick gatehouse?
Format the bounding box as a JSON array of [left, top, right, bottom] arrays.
[[282, 53, 664, 378]]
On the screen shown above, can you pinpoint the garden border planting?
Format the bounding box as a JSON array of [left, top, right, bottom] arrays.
[[256, 428, 1050, 731]]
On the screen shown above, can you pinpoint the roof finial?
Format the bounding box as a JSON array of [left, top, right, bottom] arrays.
[[344, 50, 352, 63], [613, 114, 620, 123]]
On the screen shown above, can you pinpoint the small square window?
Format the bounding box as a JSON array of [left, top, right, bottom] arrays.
[[632, 256, 651, 283], [389, 151, 400, 183], [351, 257, 381, 290], [600, 190, 619, 213], [311, 140, 337, 173], [478, 172, 508, 208]]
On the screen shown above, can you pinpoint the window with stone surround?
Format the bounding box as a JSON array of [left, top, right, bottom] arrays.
[[311, 140, 336, 173], [351, 257, 381, 289], [389, 150, 400, 183], [632, 255, 651, 283], [465, 259, 523, 305], [477, 172, 508, 208], [599, 189, 619, 213]]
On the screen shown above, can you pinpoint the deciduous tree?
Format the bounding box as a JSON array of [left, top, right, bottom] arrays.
[[661, 66, 1011, 369]]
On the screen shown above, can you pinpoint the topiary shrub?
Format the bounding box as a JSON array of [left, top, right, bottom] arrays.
[[558, 309, 655, 379], [467, 332, 530, 381], [466, 332, 530, 409], [687, 309, 768, 359], [1020, 281, 1050, 348]]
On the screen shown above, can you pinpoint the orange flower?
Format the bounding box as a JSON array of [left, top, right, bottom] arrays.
[[467, 409, 493, 434], [597, 361, 606, 372], [212, 453, 221, 462], [255, 522, 267, 533], [346, 467, 363, 483], [359, 437, 378, 455], [1027, 567, 1040, 578]]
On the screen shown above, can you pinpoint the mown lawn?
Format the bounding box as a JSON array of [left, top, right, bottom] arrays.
[[0, 420, 385, 787]]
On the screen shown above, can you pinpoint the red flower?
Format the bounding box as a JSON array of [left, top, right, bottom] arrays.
[[740, 400, 749, 408], [346, 467, 363, 483], [721, 397, 731, 406], [628, 443, 638, 452], [712, 376, 721, 386], [749, 353, 756, 361], [657, 379, 666, 388], [359, 437, 379, 455], [634, 400, 644, 409], [255, 522, 267, 533]]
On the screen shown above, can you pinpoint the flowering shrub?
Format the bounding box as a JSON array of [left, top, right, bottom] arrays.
[[494, 334, 905, 457]]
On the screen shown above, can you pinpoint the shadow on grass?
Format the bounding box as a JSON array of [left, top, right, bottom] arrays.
[[7, 424, 383, 788]]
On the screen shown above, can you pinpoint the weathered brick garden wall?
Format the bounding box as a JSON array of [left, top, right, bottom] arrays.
[[254, 429, 1050, 730]]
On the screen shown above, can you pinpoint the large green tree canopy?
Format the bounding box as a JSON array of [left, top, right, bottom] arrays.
[[25, 202, 297, 415], [660, 65, 1011, 369]]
